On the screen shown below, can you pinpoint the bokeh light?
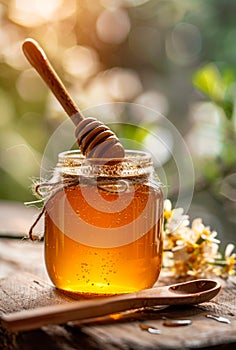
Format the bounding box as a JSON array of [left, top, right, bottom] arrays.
[[106, 68, 143, 101], [187, 102, 222, 158], [166, 22, 202, 65], [0, 0, 235, 243], [101, 0, 150, 8], [96, 8, 131, 44], [143, 126, 173, 165], [134, 90, 169, 119], [62, 45, 100, 80]]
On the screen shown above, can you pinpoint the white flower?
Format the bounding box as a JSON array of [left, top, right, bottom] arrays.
[[162, 199, 235, 278], [202, 242, 220, 261], [165, 207, 190, 233], [164, 199, 172, 212], [225, 243, 235, 258], [192, 218, 220, 244]]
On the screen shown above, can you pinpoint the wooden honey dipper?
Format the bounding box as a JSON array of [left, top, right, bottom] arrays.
[[22, 38, 125, 158]]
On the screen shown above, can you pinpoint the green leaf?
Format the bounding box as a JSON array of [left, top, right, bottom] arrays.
[[201, 158, 221, 181], [219, 99, 233, 120], [193, 64, 235, 121], [222, 69, 235, 88], [192, 63, 225, 102]]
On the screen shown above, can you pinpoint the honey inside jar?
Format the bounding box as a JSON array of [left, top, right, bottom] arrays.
[[44, 151, 163, 295]]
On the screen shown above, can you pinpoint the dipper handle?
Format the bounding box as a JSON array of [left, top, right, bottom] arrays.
[[22, 39, 125, 158], [22, 38, 83, 125]]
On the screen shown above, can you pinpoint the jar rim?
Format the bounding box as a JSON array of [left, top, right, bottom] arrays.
[[56, 150, 153, 178], [58, 149, 151, 161]]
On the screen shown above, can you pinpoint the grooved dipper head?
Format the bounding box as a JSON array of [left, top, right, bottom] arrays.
[[74, 115, 125, 159]]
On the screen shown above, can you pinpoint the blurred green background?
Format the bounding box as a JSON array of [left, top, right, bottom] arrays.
[[0, 0, 235, 242]]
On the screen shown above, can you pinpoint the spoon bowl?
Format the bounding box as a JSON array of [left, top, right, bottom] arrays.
[[1, 279, 221, 332], [169, 279, 218, 294]]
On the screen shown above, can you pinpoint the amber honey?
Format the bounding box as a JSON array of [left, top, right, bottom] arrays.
[[44, 150, 163, 295]]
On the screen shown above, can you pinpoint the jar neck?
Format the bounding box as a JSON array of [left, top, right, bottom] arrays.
[[55, 150, 154, 179]]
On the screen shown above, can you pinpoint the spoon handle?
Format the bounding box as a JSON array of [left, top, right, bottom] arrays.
[[1, 280, 220, 332], [1, 291, 166, 332], [22, 38, 83, 124]]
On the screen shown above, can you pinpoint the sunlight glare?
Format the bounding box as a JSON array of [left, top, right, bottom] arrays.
[[9, 0, 62, 26]]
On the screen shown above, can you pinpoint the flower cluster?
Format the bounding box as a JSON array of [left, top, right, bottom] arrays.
[[162, 199, 236, 279]]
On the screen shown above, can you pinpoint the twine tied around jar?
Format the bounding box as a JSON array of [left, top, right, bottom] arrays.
[[27, 175, 132, 241], [27, 175, 81, 241]]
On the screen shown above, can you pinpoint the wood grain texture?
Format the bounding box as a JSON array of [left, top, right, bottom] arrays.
[[0, 238, 236, 349], [0, 279, 221, 332]]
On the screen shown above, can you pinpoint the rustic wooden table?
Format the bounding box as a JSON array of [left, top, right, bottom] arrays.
[[0, 201, 236, 350]]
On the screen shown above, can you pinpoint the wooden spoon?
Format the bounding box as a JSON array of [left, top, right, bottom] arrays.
[[1, 279, 221, 332], [22, 38, 125, 159]]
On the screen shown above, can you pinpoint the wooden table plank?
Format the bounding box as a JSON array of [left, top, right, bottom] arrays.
[[0, 239, 46, 279], [0, 196, 236, 350], [0, 238, 236, 349]]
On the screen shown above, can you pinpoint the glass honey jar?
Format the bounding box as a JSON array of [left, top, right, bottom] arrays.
[[44, 150, 163, 295]]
